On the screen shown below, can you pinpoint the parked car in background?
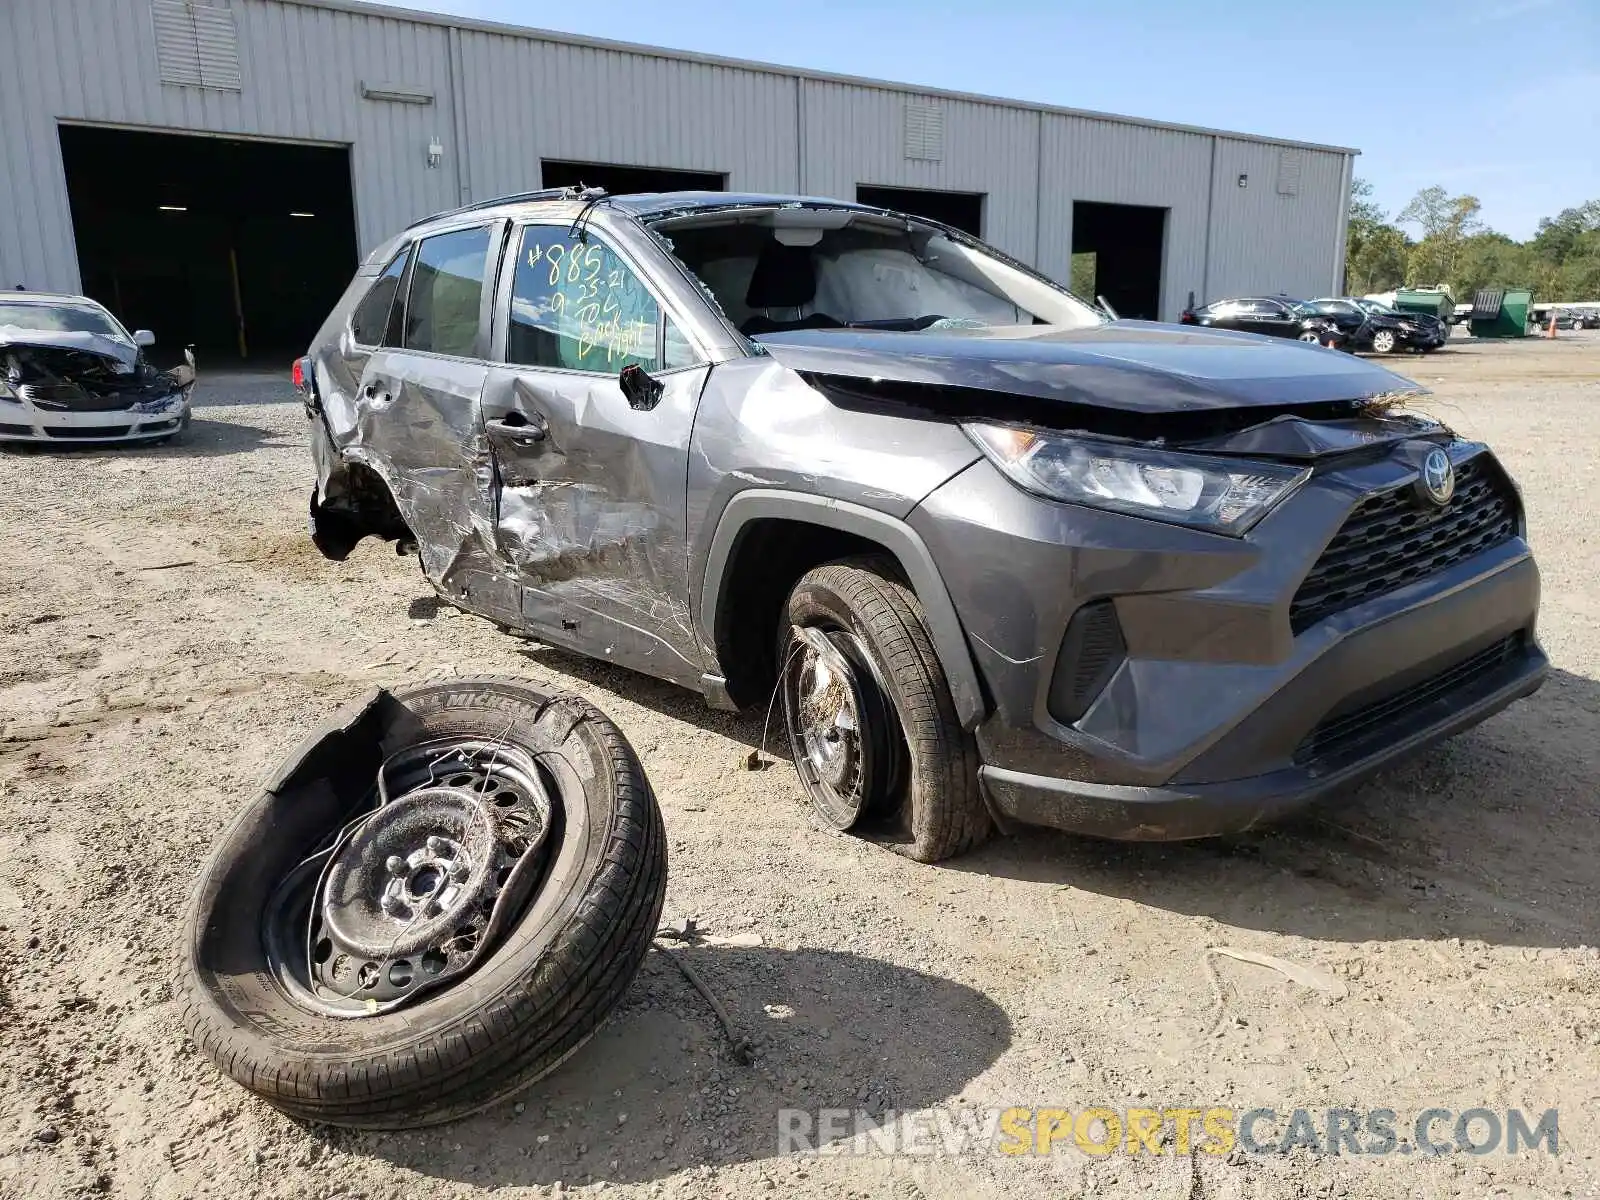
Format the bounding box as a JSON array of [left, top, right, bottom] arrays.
[[0, 292, 194, 444], [297, 188, 1546, 864], [1178, 296, 1347, 347], [1452, 303, 1474, 326], [1297, 298, 1379, 348], [1340, 297, 1449, 352]]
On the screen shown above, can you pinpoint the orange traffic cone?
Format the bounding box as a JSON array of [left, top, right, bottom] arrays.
[[1548, 312, 1559, 338]]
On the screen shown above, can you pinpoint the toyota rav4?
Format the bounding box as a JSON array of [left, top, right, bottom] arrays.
[[296, 189, 1546, 862]]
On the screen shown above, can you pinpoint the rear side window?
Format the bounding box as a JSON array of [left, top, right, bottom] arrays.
[[403, 226, 492, 357], [350, 247, 409, 346], [505, 226, 694, 373]]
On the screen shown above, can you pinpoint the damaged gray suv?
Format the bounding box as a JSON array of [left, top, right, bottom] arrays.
[[298, 189, 1546, 862]]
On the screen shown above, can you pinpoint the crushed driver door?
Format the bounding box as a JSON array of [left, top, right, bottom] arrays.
[[479, 220, 710, 688]]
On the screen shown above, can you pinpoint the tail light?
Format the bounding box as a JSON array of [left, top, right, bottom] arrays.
[[293, 356, 320, 416], [1179, 311, 1197, 325]]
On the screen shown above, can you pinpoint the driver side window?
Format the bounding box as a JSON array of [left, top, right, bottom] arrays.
[[505, 226, 696, 373]]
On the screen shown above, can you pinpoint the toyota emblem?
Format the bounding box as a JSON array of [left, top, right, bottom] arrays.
[[1417, 448, 1455, 507]]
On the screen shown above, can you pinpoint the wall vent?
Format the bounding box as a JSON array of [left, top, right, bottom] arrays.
[[152, 1, 242, 91], [1276, 150, 1302, 196], [904, 104, 945, 162]]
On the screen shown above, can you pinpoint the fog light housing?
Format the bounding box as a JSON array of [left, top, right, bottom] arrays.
[[1048, 600, 1126, 725]]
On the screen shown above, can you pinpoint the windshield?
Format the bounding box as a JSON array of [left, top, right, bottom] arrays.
[[0, 301, 125, 338], [653, 208, 1105, 337], [1357, 300, 1398, 316]]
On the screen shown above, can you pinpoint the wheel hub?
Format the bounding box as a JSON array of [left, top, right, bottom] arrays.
[[783, 623, 903, 831], [293, 739, 555, 1014], [799, 647, 862, 794]]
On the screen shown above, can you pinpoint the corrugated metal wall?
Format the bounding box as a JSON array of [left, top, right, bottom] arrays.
[[0, 0, 1354, 320], [0, 0, 463, 291], [798, 81, 1041, 263], [1038, 117, 1215, 314], [1205, 138, 1350, 301], [459, 31, 799, 200]]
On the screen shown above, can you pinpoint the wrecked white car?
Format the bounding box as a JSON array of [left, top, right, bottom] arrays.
[[0, 292, 195, 445]]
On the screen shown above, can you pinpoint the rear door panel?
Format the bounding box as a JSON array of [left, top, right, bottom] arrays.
[[348, 221, 518, 624]]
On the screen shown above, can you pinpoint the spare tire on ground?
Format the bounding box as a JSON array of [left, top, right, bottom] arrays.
[[180, 676, 667, 1129]]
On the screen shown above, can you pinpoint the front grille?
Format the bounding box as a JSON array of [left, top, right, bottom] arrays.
[[1290, 453, 1518, 633], [19, 384, 143, 413], [0, 422, 33, 437], [1294, 633, 1524, 769], [45, 425, 131, 439]]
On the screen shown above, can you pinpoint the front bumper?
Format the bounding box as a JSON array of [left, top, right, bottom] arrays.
[[0, 394, 190, 443], [911, 440, 1545, 840], [979, 630, 1545, 839], [1394, 325, 1445, 349]]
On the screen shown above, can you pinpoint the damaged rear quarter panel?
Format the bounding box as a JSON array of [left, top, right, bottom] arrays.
[[331, 342, 518, 624]]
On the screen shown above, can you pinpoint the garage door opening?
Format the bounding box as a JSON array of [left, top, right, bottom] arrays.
[[540, 160, 725, 195], [1070, 201, 1167, 320], [58, 125, 358, 365], [856, 185, 984, 236]]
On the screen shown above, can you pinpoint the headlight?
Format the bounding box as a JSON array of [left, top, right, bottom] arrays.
[[964, 423, 1310, 535]]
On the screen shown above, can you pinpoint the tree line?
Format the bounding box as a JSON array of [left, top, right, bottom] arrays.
[[1344, 180, 1600, 302]]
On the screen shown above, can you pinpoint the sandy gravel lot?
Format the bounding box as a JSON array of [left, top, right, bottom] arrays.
[[2, 334, 1598, 1200]]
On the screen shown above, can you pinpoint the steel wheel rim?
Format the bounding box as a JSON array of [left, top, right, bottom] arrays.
[[261, 736, 559, 1018], [783, 624, 898, 829]]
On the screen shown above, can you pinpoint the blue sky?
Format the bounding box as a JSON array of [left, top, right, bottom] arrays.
[[380, 0, 1598, 239]]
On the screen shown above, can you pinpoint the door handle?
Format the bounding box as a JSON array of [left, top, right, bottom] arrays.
[[486, 415, 548, 445]]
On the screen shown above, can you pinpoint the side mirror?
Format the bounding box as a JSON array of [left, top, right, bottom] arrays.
[[619, 363, 664, 412], [133, 329, 156, 347]]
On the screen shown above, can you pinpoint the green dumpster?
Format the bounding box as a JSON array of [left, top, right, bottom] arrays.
[[1394, 288, 1455, 323], [1468, 288, 1531, 338]]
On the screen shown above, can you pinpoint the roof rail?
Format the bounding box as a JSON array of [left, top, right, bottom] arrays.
[[407, 186, 606, 229]]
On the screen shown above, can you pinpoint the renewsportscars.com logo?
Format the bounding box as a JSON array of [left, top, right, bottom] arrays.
[[777, 1106, 1560, 1159]]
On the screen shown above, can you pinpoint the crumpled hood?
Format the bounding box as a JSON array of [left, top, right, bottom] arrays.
[[754, 321, 1419, 413], [0, 325, 139, 372]]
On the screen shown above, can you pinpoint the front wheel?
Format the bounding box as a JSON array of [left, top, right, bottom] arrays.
[[779, 559, 990, 863], [1371, 329, 1398, 353], [1297, 330, 1322, 343]]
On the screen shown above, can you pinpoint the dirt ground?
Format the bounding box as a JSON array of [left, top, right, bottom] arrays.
[[1, 332, 1598, 1200]]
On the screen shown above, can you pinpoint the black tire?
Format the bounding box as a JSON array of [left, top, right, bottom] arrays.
[[180, 677, 667, 1128], [781, 558, 990, 863]]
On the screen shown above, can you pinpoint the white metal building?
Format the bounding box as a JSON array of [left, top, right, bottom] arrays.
[[0, 0, 1357, 359]]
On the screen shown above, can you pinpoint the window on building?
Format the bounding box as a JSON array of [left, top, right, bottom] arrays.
[[403, 226, 492, 357]]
